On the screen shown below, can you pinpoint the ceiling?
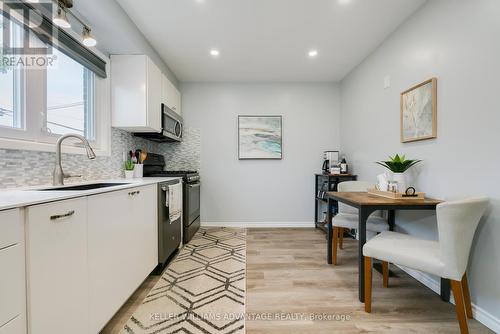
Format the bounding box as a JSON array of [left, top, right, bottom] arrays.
[[116, 0, 427, 82]]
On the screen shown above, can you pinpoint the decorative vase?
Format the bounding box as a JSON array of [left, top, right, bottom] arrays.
[[392, 172, 407, 193], [124, 170, 134, 179]]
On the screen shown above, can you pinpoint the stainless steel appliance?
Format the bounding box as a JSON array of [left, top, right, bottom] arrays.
[[157, 179, 183, 268], [158, 171, 200, 244], [322, 151, 339, 174], [134, 104, 183, 142], [143, 153, 201, 244]]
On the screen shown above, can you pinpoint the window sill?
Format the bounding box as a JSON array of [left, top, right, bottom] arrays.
[[0, 137, 111, 157]]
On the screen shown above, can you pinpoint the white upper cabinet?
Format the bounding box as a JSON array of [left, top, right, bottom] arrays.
[[162, 74, 182, 116], [111, 55, 162, 132]]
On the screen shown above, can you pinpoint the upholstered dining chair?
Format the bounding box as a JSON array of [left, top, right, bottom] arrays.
[[332, 181, 389, 265], [363, 197, 489, 334]]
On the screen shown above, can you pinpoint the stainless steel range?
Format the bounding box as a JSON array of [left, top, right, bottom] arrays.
[[143, 153, 200, 244], [157, 178, 182, 267]]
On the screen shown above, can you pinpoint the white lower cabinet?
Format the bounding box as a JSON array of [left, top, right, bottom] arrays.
[[87, 185, 158, 333], [0, 208, 26, 334], [26, 198, 88, 334], [23, 185, 158, 334]]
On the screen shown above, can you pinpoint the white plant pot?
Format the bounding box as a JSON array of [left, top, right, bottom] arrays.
[[392, 172, 407, 193], [124, 170, 134, 179]]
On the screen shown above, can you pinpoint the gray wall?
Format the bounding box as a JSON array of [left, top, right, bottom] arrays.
[[181, 82, 341, 224], [340, 0, 500, 325]]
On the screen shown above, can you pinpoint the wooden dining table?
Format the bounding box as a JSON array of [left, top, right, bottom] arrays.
[[325, 191, 444, 303]]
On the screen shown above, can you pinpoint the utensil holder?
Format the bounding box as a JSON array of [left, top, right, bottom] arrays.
[[133, 164, 143, 178]]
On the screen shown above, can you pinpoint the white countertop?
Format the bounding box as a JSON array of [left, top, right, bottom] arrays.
[[0, 177, 181, 211]]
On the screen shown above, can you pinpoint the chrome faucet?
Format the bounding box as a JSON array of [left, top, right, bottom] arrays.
[[53, 134, 96, 186]]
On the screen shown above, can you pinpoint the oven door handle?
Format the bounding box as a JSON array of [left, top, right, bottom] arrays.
[[187, 183, 200, 189], [161, 183, 183, 192]]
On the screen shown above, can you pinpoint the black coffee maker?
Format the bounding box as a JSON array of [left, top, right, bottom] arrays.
[[322, 151, 339, 174]]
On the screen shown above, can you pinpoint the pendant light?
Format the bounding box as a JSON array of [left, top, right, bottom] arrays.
[[50, 0, 98, 48], [82, 26, 97, 47], [53, 4, 71, 28]]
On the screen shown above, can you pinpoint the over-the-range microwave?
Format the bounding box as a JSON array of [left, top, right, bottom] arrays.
[[134, 104, 183, 142]]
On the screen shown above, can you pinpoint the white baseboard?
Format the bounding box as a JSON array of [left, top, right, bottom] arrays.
[[397, 265, 500, 333], [201, 221, 315, 228], [397, 265, 441, 294]]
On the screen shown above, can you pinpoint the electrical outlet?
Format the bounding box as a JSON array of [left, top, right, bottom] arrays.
[[384, 75, 391, 89]]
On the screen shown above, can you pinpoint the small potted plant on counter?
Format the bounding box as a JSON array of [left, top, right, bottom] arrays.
[[124, 159, 135, 179], [376, 154, 421, 193]]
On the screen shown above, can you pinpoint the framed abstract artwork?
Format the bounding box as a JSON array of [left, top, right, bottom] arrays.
[[238, 115, 282, 160], [400, 78, 437, 143]]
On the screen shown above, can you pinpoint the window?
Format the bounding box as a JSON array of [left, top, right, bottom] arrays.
[[46, 49, 95, 139], [0, 15, 23, 130], [0, 63, 22, 129], [0, 12, 108, 154]]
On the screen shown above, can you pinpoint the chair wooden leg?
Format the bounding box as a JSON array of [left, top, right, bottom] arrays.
[[451, 279, 469, 334], [332, 227, 338, 265], [364, 257, 372, 313], [382, 261, 389, 288], [461, 274, 473, 319], [339, 228, 344, 249]]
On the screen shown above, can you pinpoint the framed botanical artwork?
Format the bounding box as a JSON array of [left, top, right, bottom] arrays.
[[238, 115, 282, 160], [400, 78, 437, 143]]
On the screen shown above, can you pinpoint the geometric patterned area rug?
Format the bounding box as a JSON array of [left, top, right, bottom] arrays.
[[121, 227, 246, 334]]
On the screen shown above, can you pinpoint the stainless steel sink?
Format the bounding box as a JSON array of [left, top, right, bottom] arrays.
[[33, 183, 129, 191]]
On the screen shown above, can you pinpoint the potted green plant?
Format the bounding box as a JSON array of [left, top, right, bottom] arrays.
[[376, 154, 422, 192], [124, 159, 135, 179]]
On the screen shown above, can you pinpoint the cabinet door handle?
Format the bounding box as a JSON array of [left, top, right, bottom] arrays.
[[50, 210, 75, 221], [128, 190, 141, 196]]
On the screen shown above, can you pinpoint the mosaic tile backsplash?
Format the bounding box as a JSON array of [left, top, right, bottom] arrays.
[[0, 128, 200, 189], [156, 128, 201, 171]]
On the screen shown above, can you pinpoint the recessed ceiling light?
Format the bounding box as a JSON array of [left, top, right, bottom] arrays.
[[210, 49, 220, 57], [338, 0, 351, 5], [308, 50, 318, 58]]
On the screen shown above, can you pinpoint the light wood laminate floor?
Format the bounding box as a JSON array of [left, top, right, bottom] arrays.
[[246, 228, 491, 334], [102, 228, 492, 334]]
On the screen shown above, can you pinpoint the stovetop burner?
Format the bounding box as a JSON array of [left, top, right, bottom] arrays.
[[149, 171, 198, 177], [146, 170, 199, 183], [163, 170, 198, 175], [142, 153, 199, 181]]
